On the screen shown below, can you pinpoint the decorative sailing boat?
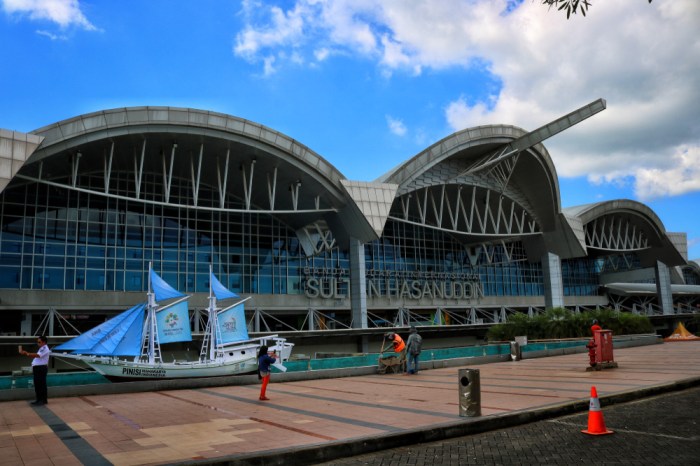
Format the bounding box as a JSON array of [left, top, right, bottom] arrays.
[[54, 264, 293, 381]]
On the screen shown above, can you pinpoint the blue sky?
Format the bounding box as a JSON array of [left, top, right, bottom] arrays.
[[1, 0, 699, 259]]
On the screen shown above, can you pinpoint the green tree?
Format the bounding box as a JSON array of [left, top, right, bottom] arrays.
[[541, 0, 652, 19]]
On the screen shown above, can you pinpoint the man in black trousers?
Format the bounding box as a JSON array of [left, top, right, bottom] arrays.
[[19, 335, 51, 405]]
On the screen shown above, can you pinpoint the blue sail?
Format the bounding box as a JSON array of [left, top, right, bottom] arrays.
[[89, 305, 146, 356], [54, 303, 146, 356], [150, 267, 185, 302], [210, 272, 239, 301], [105, 312, 145, 356], [156, 300, 192, 344], [216, 303, 249, 344]]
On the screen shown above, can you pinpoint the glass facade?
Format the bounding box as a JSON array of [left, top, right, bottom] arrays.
[[365, 219, 545, 297], [561, 253, 647, 296], [561, 257, 601, 296], [0, 175, 308, 295], [682, 266, 700, 286], [0, 174, 647, 302], [2, 109, 695, 337], [1, 175, 553, 300]]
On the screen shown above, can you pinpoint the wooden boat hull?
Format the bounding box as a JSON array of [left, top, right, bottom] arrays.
[[65, 340, 293, 381], [86, 354, 259, 381]]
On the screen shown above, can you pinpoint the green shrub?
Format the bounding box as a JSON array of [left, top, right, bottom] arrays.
[[486, 309, 653, 342]]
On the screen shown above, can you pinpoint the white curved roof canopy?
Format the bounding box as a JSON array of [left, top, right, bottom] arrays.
[[562, 200, 685, 266], [377, 125, 561, 243], [6, 107, 387, 244]]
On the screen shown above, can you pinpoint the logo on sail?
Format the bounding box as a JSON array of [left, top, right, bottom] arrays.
[[165, 312, 179, 328], [222, 316, 237, 332]]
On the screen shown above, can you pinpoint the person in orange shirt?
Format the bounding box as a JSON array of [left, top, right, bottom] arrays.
[[591, 319, 602, 335], [386, 333, 405, 353]]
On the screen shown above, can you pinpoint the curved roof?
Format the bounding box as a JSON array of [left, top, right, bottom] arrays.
[[562, 200, 685, 266], [377, 124, 561, 235], [563, 200, 665, 230], [1, 106, 691, 266], [0, 107, 383, 240], [378, 125, 559, 202], [29, 106, 346, 187]]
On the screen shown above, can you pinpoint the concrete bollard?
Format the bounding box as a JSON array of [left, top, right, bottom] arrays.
[[458, 368, 481, 417], [510, 341, 521, 361]]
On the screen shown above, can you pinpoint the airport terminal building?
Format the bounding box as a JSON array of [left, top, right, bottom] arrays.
[[1, 100, 699, 335]]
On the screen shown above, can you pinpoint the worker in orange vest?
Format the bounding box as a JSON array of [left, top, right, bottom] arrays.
[[386, 333, 405, 353], [591, 319, 602, 335]]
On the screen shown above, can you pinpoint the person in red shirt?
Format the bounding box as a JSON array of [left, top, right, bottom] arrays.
[[591, 319, 602, 335]]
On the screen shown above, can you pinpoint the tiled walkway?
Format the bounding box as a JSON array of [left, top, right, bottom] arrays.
[[1, 342, 699, 465]]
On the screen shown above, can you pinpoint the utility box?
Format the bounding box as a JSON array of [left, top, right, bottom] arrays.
[[458, 368, 481, 417], [586, 329, 618, 371], [594, 330, 614, 364]]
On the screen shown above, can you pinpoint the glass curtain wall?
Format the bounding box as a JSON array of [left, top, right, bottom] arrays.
[[0, 174, 306, 295], [2, 174, 596, 300], [561, 253, 645, 297], [366, 219, 545, 297]]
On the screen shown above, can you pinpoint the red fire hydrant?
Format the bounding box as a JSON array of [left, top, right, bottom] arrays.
[[586, 339, 596, 367]]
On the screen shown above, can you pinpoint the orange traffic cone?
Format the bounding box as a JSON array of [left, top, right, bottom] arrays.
[[581, 386, 613, 435]]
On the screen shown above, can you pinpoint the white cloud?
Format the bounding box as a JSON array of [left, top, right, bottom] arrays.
[[36, 28, 66, 40], [233, 0, 700, 200], [2, 0, 96, 30], [386, 115, 407, 136], [633, 145, 700, 201], [445, 96, 494, 129], [234, 4, 306, 59], [234, 0, 381, 69], [262, 55, 277, 77], [314, 47, 330, 61], [440, 2, 700, 199]]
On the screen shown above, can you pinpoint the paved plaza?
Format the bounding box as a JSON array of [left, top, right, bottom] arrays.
[[1, 341, 699, 465]]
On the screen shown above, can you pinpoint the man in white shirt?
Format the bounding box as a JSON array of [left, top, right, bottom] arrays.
[[20, 335, 50, 405]]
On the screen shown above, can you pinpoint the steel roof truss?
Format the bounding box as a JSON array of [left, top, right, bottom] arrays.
[[216, 149, 230, 208], [471, 186, 485, 233], [459, 188, 472, 231], [290, 179, 301, 210], [104, 142, 114, 194], [190, 144, 203, 206], [133, 140, 146, 199], [394, 184, 539, 236], [161, 143, 176, 204], [71, 151, 81, 188], [400, 194, 410, 220], [241, 159, 256, 210], [585, 216, 649, 251], [266, 166, 277, 210]]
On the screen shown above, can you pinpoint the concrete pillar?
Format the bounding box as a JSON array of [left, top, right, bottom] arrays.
[[357, 334, 369, 353], [542, 252, 564, 310], [254, 308, 261, 332], [349, 237, 368, 329], [655, 261, 674, 315], [308, 308, 315, 330]]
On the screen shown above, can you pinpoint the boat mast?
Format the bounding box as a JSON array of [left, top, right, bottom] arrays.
[[146, 263, 161, 364], [208, 264, 217, 361]]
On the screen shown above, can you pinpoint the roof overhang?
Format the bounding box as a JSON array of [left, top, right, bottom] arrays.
[[604, 282, 700, 296]]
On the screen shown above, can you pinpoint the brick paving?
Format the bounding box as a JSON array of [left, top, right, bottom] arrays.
[[316, 385, 700, 466], [0, 341, 698, 465]]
